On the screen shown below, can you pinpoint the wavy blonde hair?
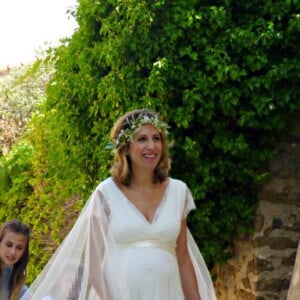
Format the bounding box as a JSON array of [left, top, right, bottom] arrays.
[[109, 109, 171, 185]]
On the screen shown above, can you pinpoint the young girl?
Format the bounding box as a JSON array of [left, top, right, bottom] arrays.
[[0, 220, 30, 300]]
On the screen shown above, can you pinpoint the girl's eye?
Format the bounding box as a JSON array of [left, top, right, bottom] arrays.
[[6, 242, 13, 247], [153, 135, 161, 141]]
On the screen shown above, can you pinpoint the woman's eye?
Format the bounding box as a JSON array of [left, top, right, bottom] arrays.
[[137, 136, 147, 142], [153, 136, 161, 141]]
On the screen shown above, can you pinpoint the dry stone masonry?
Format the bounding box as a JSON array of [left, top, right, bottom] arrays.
[[214, 112, 300, 300]]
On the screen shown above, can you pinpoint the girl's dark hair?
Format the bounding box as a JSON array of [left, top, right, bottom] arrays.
[[110, 108, 171, 185], [0, 219, 30, 300]]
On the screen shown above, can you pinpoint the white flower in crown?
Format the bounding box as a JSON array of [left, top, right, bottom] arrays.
[[112, 114, 168, 149]]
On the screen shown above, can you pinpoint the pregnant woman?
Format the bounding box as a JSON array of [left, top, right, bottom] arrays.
[[23, 109, 217, 300]]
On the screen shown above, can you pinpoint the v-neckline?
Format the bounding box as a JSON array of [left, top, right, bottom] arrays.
[[111, 178, 171, 225]]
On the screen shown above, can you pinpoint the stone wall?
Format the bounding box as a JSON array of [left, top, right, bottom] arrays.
[[287, 241, 300, 299], [214, 112, 300, 300]]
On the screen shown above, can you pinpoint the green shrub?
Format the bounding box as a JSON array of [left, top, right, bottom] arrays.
[[0, 140, 34, 221]]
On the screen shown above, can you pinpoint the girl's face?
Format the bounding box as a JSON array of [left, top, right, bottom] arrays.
[[128, 124, 162, 173], [0, 230, 27, 269]]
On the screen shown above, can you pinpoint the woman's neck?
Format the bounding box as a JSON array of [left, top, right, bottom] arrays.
[[130, 172, 155, 189]]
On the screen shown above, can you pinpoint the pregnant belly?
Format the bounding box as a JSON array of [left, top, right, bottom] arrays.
[[104, 245, 184, 299], [123, 246, 178, 279]]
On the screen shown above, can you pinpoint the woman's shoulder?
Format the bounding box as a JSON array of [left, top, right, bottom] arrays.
[[95, 177, 114, 190], [94, 177, 120, 199], [168, 177, 188, 189]]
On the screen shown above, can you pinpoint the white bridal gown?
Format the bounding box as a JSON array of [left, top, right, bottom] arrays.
[[22, 177, 217, 300]]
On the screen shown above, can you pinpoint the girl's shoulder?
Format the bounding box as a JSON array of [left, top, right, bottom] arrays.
[[20, 285, 28, 297]]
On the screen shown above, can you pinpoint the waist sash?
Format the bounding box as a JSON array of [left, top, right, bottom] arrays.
[[118, 240, 176, 256]]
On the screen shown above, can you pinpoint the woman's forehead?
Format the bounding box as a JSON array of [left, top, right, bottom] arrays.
[[136, 124, 160, 134]]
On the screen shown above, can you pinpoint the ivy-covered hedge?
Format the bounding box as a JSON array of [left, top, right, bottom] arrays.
[[0, 0, 300, 283], [0, 62, 52, 154]]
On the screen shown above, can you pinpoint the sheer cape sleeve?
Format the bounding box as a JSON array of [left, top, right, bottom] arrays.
[[21, 184, 127, 300], [183, 187, 196, 219], [187, 230, 217, 300], [183, 182, 217, 300]]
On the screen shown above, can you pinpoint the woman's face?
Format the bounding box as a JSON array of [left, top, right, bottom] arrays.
[[0, 230, 27, 268], [128, 124, 162, 173]]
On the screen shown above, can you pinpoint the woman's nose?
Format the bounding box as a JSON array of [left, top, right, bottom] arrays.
[[146, 139, 155, 148]]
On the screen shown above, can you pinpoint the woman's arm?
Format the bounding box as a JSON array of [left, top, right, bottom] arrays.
[[176, 219, 201, 300]]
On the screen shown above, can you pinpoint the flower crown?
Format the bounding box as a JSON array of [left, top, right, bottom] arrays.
[[110, 114, 168, 149]]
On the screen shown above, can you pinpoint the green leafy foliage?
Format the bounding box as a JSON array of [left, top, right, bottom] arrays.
[[0, 141, 34, 215], [0, 61, 53, 154], [1, 0, 300, 283]]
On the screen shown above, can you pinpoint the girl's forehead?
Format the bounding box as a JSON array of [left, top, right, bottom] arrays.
[[2, 231, 27, 245]]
